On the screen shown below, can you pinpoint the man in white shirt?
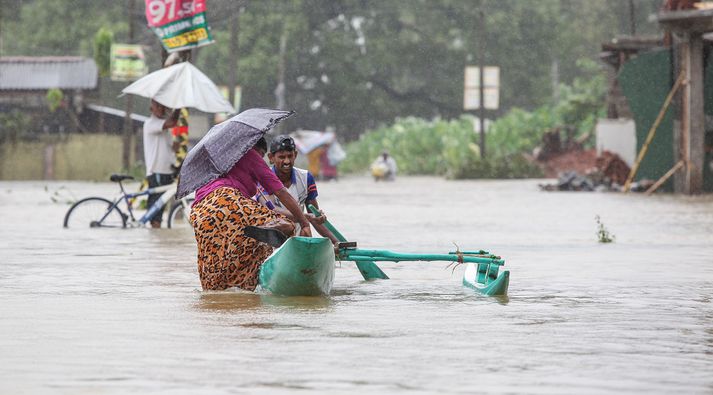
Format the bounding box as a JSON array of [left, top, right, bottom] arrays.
[[370, 150, 398, 181], [143, 100, 179, 228], [256, 135, 339, 245]]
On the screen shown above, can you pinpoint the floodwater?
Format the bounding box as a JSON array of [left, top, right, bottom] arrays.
[[1, 176, 712, 394]]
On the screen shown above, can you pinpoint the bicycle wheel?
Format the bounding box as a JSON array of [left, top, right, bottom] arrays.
[[63, 197, 126, 228], [167, 198, 194, 229]]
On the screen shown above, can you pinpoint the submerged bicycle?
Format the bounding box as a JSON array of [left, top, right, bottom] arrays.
[[63, 174, 194, 229]]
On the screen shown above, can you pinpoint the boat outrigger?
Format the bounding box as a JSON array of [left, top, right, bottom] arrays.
[[253, 205, 509, 297]]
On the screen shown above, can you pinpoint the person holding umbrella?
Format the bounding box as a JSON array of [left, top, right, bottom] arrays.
[[143, 99, 180, 228], [177, 109, 312, 292], [122, 61, 235, 227]]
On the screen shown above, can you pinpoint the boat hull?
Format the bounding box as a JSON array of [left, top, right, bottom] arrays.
[[258, 236, 335, 296], [462, 262, 509, 296]]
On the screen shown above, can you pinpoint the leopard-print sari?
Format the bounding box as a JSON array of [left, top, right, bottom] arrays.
[[190, 187, 289, 291]]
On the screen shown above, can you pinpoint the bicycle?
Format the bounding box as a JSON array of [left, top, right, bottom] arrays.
[[63, 174, 194, 229]]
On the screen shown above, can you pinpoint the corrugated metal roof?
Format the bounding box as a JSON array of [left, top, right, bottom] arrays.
[[0, 57, 98, 90], [85, 103, 149, 123]]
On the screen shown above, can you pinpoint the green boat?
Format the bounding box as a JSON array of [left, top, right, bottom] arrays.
[[258, 236, 335, 296], [462, 262, 510, 296], [254, 205, 510, 297]]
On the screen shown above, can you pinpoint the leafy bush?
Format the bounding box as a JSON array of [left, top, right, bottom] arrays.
[[0, 110, 32, 143], [340, 116, 470, 176], [339, 116, 542, 179], [487, 59, 606, 157]]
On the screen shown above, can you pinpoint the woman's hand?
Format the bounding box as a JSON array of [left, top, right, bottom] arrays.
[[299, 224, 312, 237]]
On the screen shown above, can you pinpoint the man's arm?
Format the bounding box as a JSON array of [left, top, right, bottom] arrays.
[[162, 109, 181, 129], [274, 188, 312, 237], [305, 199, 318, 210], [304, 199, 339, 245]]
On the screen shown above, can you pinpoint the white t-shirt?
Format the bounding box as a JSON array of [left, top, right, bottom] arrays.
[[272, 167, 317, 211], [143, 115, 175, 175]]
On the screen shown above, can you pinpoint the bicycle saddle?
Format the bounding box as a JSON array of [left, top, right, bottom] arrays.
[[109, 174, 135, 182]]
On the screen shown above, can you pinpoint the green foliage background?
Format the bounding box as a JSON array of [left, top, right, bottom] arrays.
[[1, 0, 661, 141]]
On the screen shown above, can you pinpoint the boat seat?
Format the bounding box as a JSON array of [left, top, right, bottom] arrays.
[[476, 263, 500, 283], [487, 263, 499, 281]]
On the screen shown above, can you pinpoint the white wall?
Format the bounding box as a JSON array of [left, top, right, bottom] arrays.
[[595, 118, 637, 166]]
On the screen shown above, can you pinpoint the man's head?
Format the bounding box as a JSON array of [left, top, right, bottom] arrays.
[[268, 135, 297, 177], [150, 100, 168, 118]]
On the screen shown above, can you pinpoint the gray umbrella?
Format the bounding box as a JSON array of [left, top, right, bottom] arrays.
[[176, 108, 295, 199]]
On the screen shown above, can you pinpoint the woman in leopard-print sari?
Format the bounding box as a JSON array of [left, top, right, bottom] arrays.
[[190, 138, 312, 291]]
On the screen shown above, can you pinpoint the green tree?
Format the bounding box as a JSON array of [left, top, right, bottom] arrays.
[[93, 27, 114, 78], [4, 0, 663, 140], [46, 88, 64, 112]]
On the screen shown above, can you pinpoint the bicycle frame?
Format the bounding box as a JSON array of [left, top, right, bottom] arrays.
[[104, 182, 182, 227]]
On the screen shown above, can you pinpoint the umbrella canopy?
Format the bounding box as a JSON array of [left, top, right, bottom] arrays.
[[290, 130, 336, 155], [121, 62, 234, 113], [176, 108, 295, 199]]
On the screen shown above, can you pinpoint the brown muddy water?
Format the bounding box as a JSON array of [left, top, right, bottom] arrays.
[[1, 176, 712, 394]]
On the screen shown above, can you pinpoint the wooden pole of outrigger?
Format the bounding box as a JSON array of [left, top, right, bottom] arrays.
[[340, 249, 505, 266], [307, 205, 389, 280]]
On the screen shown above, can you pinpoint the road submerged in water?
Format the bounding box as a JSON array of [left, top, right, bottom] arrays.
[[1, 176, 712, 394]]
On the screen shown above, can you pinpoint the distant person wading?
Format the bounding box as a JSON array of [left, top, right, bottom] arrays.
[[370, 150, 398, 181]]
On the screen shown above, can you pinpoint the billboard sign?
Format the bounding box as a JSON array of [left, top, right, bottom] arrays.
[[145, 0, 214, 52]]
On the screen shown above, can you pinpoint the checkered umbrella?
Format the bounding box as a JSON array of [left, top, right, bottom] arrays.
[[176, 108, 294, 199]]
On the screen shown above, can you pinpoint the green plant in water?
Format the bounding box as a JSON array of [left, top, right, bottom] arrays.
[[595, 215, 615, 243]]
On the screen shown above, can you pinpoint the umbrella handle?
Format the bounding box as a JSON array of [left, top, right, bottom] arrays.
[[256, 187, 275, 210]]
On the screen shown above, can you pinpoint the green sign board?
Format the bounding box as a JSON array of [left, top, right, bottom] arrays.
[[110, 44, 148, 81]]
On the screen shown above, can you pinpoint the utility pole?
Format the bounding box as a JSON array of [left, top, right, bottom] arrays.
[[477, 3, 486, 159], [122, 0, 135, 171], [275, 30, 287, 110], [629, 0, 637, 35], [228, 1, 242, 112]]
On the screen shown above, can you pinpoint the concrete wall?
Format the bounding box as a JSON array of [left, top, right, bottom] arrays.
[[0, 134, 125, 181], [596, 118, 637, 167]]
